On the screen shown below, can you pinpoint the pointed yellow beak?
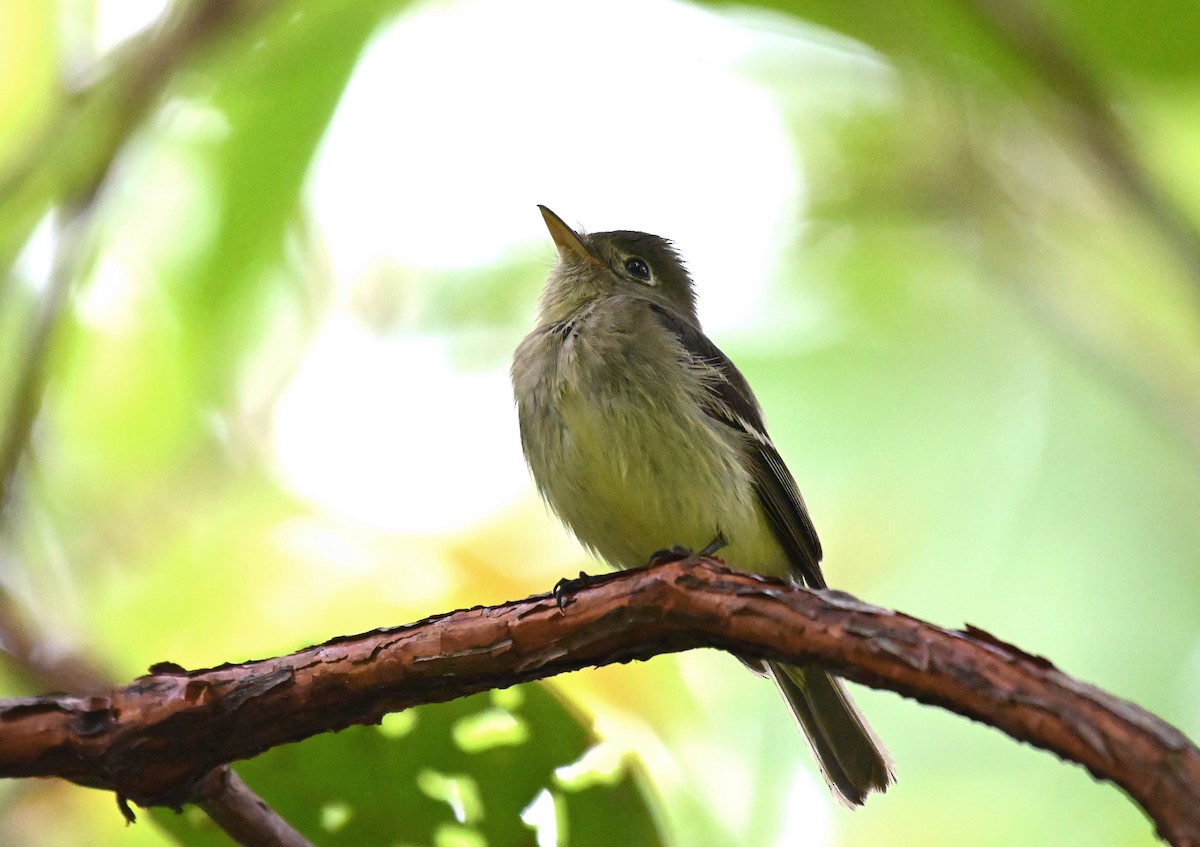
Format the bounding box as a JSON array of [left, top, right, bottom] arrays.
[[538, 205, 604, 268]]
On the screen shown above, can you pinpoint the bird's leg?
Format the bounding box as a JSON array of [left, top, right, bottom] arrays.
[[647, 531, 729, 567], [699, 531, 729, 559], [648, 530, 729, 567]]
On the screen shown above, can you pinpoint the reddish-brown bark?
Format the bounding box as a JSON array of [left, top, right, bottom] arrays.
[[0, 559, 1196, 844]]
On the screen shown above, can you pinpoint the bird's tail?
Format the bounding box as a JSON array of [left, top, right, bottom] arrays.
[[766, 661, 894, 806]]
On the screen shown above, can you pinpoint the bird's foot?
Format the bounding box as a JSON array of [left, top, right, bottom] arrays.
[[553, 570, 606, 611], [648, 532, 730, 567], [647, 545, 693, 566]]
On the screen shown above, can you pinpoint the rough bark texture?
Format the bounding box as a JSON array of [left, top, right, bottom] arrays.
[[0, 559, 1196, 845]]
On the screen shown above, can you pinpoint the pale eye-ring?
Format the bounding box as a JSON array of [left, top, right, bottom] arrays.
[[624, 257, 651, 281]]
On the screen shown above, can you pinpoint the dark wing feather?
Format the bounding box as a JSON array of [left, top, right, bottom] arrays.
[[649, 304, 826, 588]]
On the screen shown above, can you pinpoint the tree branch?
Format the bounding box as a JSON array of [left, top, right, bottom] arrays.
[[965, 0, 1200, 294], [0, 558, 1195, 845], [191, 766, 316, 847]]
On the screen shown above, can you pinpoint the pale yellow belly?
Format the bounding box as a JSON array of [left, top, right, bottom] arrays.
[[544, 385, 790, 578]]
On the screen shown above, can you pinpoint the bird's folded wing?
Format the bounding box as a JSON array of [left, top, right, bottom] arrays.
[[648, 303, 825, 588]]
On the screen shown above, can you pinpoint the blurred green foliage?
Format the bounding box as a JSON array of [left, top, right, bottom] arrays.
[[152, 685, 663, 847], [1, 0, 1198, 846]]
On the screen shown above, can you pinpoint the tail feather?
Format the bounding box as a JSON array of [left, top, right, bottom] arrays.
[[766, 661, 894, 806]]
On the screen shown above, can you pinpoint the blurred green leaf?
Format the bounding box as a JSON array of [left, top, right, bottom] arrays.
[[36, 0, 404, 572], [165, 1, 392, 401], [151, 684, 666, 847], [722, 0, 1200, 89], [1034, 0, 1200, 81]]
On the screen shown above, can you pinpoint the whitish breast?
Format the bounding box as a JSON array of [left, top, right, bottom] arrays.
[[517, 321, 761, 569]]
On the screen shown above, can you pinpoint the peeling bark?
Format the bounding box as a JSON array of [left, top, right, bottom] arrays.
[[0, 559, 1195, 845]]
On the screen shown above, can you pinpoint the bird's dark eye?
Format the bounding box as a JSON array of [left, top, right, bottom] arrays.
[[624, 257, 651, 281]]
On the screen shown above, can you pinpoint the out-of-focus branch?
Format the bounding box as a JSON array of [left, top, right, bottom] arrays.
[[959, 0, 1200, 459], [191, 766, 316, 847], [0, 559, 1195, 845], [0, 203, 92, 522], [965, 0, 1200, 291], [0, 593, 306, 847], [0, 590, 109, 695], [0, 6, 300, 841], [0, 0, 291, 511], [0, 0, 286, 280], [0, 604, 311, 847]]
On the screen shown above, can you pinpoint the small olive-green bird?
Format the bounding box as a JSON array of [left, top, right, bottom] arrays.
[[511, 206, 893, 806]]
